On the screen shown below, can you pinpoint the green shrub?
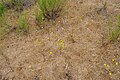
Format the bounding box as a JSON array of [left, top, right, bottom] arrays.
[[16, 14, 28, 35], [109, 15, 120, 42], [37, 0, 66, 21]]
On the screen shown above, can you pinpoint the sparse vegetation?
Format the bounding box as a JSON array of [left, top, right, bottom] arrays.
[[0, 0, 120, 80], [36, 0, 66, 21]]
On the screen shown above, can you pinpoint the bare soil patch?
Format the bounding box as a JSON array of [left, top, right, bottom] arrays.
[[0, 0, 120, 80]]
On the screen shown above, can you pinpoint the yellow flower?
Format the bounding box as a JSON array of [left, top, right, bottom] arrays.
[[80, 16, 83, 21], [48, 37, 50, 41], [109, 72, 112, 76], [60, 42, 63, 45], [112, 59, 115, 62], [104, 64, 107, 66], [58, 39, 60, 41], [56, 39, 65, 49], [62, 45, 65, 49], [104, 64, 109, 67], [50, 52, 53, 54], [36, 39, 39, 43], [115, 62, 118, 65], [51, 31, 54, 34]]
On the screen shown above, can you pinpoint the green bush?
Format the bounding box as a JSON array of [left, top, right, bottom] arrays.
[[37, 0, 66, 21]]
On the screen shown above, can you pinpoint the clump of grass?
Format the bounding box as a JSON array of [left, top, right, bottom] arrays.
[[0, 2, 5, 17], [16, 13, 28, 35], [36, 0, 66, 21], [0, 2, 9, 37], [11, 0, 23, 11], [2, 0, 23, 11], [35, 7, 44, 23], [109, 15, 120, 42], [0, 2, 5, 27], [0, 16, 9, 35], [109, 28, 120, 42]]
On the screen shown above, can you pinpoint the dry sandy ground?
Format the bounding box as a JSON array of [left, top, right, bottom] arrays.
[[0, 0, 120, 80]]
